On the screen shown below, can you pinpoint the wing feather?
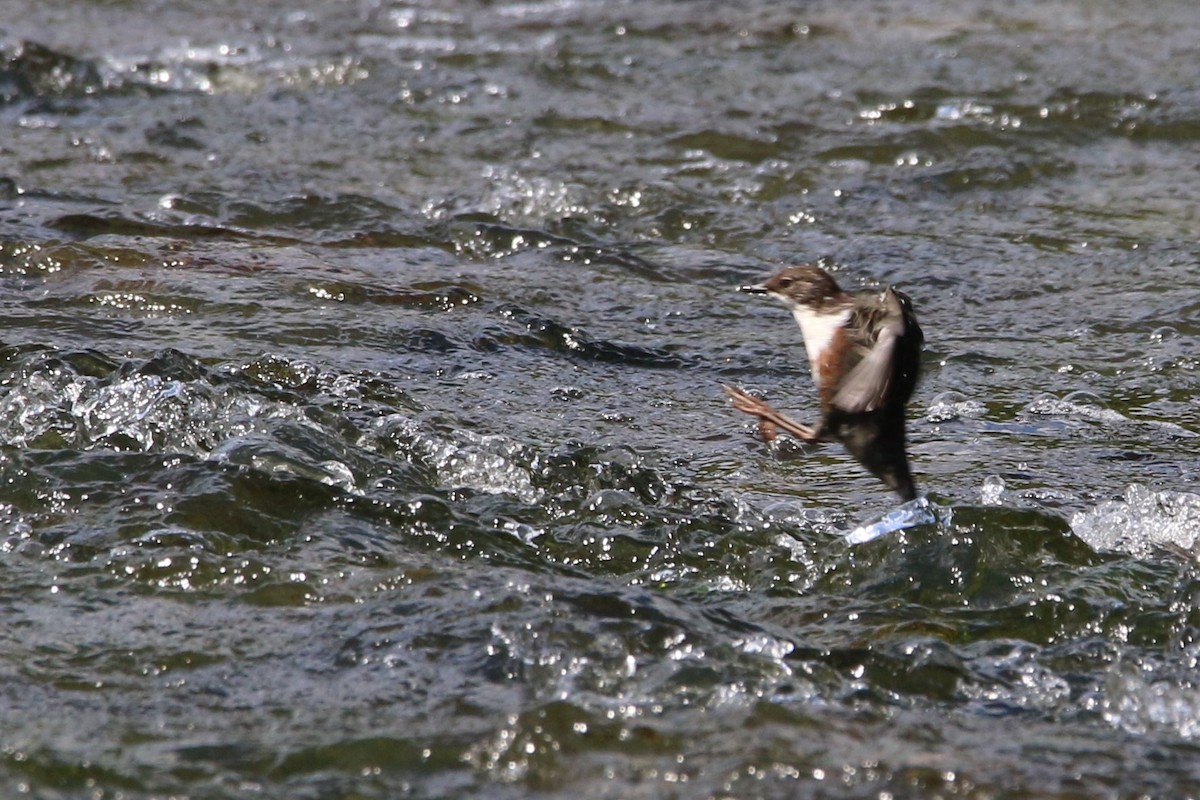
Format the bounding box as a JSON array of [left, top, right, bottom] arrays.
[[832, 289, 907, 413]]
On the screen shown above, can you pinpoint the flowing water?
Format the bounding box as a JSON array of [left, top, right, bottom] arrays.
[[2, 0, 1200, 797]]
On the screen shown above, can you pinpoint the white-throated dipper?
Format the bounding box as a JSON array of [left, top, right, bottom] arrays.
[[723, 264, 924, 501]]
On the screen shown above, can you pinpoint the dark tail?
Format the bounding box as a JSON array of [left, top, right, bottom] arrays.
[[828, 409, 917, 501]]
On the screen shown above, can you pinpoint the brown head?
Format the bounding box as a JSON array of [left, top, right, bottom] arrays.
[[740, 265, 849, 313]]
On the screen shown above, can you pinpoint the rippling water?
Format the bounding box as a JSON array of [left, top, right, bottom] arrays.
[[3, 0, 1200, 797]]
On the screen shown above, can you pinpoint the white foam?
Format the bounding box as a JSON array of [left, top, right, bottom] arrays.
[[1070, 484, 1200, 557]]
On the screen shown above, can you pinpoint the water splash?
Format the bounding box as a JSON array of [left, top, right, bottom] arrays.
[[844, 496, 946, 544], [0, 352, 361, 492], [925, 391, 987, 423], [476, 166, 591, 226], [1025, 392, 1197, 439], [373, 414, 541, 503], [1069, 484, 1200, 557], [424, 166, 592, 237], [980, 475, 1006, 506], [1102, 656, 1200, 740]]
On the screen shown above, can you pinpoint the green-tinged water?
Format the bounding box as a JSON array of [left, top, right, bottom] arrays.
[[2, 1, 1200, 797]]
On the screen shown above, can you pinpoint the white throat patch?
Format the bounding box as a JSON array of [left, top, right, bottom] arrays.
[[789, 306, 850, 384]]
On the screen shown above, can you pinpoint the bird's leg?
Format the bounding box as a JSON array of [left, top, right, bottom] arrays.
[[722, 385, 819, 443]]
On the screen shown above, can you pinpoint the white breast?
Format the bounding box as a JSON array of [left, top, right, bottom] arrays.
[[790, 307, 850, 384]]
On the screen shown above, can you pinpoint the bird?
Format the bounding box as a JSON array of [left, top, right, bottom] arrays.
[[723, 264, 924, 501]]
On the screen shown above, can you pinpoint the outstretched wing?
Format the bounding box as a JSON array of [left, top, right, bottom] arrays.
[[831, 289, 908, 413]]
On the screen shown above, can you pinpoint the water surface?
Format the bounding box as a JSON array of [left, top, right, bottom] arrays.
[[2, 0, 1200, 797]]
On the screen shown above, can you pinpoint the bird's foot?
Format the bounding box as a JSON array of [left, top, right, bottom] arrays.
[[722, 385, 818, 443]]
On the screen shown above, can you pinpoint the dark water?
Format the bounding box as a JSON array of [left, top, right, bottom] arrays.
[[3, 0, 1200, 797]]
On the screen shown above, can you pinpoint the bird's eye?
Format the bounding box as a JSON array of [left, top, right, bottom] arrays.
[[777, 277, 793, 289]]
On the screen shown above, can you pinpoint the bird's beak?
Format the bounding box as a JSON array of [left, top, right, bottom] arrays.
[[738, 283, 769, 294]]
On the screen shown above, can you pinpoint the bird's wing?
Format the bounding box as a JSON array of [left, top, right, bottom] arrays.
[[831, 290, 906, 413]]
